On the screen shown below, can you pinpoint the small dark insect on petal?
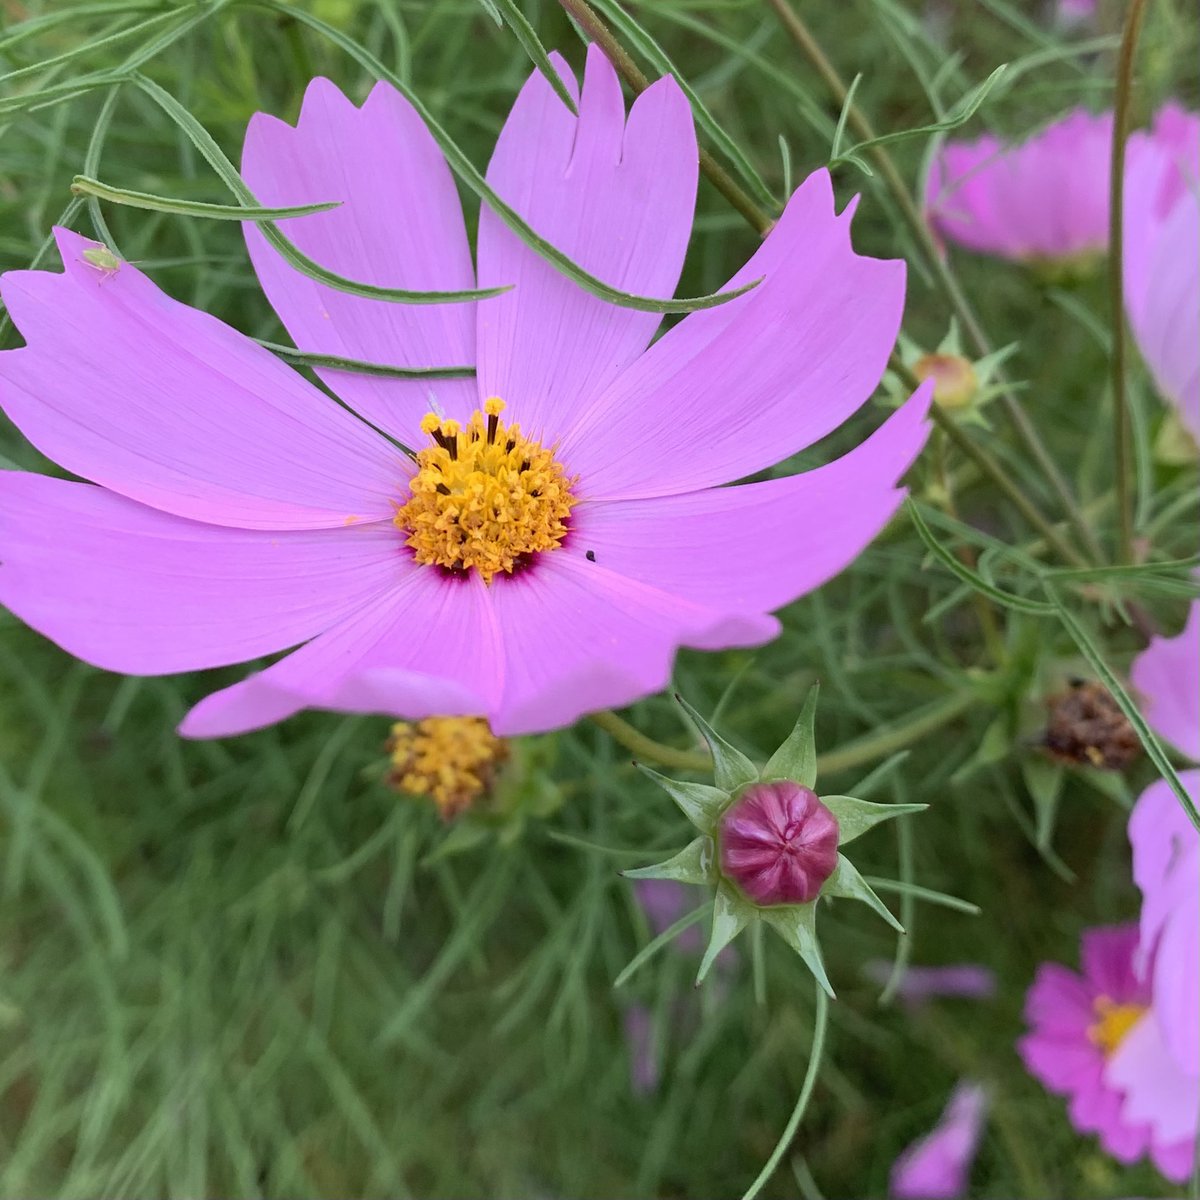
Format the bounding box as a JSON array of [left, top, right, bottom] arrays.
[[585, 550, 596, 562]]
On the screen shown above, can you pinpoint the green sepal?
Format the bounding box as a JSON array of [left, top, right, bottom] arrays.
[[623, 836, 715, 887], [636, 763, 729, 832], [761, 903, 835, 998], [761, 682, 819, 788], [696, 883, 752, 985], [821, 795, 927, 846], [675, 695, 757, 795], [825, 855, 904, 933]]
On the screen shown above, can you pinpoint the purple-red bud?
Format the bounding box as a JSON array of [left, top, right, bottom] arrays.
[[718, 781, 840, 906]]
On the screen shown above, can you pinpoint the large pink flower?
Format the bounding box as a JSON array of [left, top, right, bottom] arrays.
[[1019, 924, 1196, 1183], [1124, 105, 1200, 440], [0, 50, 930, 738], [925, 110, 1114, 263]]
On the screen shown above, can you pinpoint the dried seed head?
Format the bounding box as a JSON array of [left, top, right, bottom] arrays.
[[1043, 680, 1140, 771]]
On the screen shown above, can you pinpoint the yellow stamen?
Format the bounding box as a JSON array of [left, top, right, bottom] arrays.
[[385, 717, 509, 819], [1087, 995, 1146, 1057], [396, 398, 576, 583]]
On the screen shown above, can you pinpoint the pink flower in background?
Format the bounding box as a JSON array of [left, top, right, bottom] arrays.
[[925, 110, 1113, 263], [1126, 616, 1199, 1160], [1019, 925, 1196, 1183], [1124, 105, 1200, 440], [0, 48, 931, 740], [1054, 0, 1096, 28], [1130, 598, 1200, 761], [1121, 775, 1199, 1182], [623, 1004, 660, 1096], [635, 879, 704, 955], [890, 1080, 988, 1199], [862, 961, 997, 1007]]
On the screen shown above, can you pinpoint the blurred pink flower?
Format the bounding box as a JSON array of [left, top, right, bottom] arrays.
[[1128, 772, 1199, 1114], [1055, 0, 1096, 28], [623, 1004, 660, 1096], [1124, 105, 1200, 440], [1130, 598, 1200, 761], [1019, 924, 1196, 1183], [862, 960, 997, 1007], [890, 1080, 988, 1199], [925, 110, 1113, 263], [0, 49, 931, 740]]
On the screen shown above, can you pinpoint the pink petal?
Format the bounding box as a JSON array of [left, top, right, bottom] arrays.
[[1130, 603, 1200, 760], [890, 1081, 988, 1200], [565, 387, 931, 612], [561, 170, 907, 500], [242, 78, 479, 448], [0, 229, 404, 530], [484, 551, 772, 737], [0, 472, 402, 672], [476, 46, 697, 444], [1080, 924, 1144, 1003], [1129, 773, 1200, 1070], [1106, 1011, 1200, 1146], [1150, 1135, 1196, 1184], [180, 566, 501, 737]]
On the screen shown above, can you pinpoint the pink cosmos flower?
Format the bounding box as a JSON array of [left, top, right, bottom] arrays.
[[1124, 774, 1199, 1175], [0, 49, 931, 739], [1124, 105, 1200, 440], [890, 1080, 988, 1200], [925, 110, 1114, 263], [1019, 924, 1196, 1183], [862, 960, 997, 1007], [1130, 598, 1200, 761]]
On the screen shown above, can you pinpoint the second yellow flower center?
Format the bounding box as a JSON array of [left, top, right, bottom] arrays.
[[1087, 995, 1146, 1058], [395, 398, 577, 584]]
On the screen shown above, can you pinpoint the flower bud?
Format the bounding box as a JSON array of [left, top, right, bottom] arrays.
[[718, 781, 840, 906], [914, 352, 978, 411]]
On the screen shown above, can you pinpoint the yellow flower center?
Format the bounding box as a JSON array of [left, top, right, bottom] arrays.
[[386, 717, 509, 818], [1087, 995, 1146, 1057], [394, 397, 577, 583]]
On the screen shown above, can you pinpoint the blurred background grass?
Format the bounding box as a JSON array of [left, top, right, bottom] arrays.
[[0, 0, 1197, 1196]]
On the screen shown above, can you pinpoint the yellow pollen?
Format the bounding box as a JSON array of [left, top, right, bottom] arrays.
[[396, 398, 576, 583], [1087, 996, 1147, 1057], [385, 717, 509, 819]]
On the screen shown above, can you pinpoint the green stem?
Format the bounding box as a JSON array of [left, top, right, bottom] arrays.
[[740, 983, 829, 1200], [765, 0, 1103, 565], [556, 0, 775, 235], [590, 690, 977, 778], [1109, 0, 1150, 564]]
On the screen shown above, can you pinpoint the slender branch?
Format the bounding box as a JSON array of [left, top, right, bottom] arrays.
[[893, 358, 1091, 567], [557, 0, 775, 234], [740, 984, 829, 1200], [589, 709, 711, 773], [590, 690, 977, 778], [1109, 0, 1150, 564], [765, 0, 1103, 565]]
